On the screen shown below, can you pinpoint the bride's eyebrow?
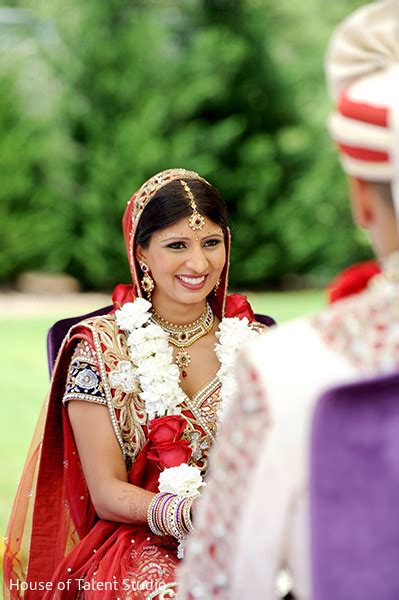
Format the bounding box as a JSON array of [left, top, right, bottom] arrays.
[[156, 234, 189, 242], [202, 233, 224, 239]]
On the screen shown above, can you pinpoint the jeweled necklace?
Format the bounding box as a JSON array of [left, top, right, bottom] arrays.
[[115, 298, 259, 422], [150, 302, 214, 377]]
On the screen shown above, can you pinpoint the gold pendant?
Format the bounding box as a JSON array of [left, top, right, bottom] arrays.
[[188, 210, 206, 231], [175, 349, 191, 372]]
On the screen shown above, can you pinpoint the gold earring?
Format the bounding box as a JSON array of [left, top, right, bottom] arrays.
[[139, 262, 154, 300], [214, 279, 221, 295]]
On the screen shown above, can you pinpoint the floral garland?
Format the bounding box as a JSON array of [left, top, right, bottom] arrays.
[[115, 297, 257, 422], [116, 298, 186, 421], [214, 316, 258, 420], [115, 296, 259, 550]]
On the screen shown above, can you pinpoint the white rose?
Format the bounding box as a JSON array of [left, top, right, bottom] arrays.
[[127, 324, 168, 348], [136, 354, 174, 379], [217, 317, 252, 347], [115, 299, 152, 331], [129, 337, 169, 361], [141, 399, 168, 420], [159, 463, 205, 497]]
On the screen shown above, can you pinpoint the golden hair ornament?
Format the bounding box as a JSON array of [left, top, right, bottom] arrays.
[[179, 180, 206, 231]]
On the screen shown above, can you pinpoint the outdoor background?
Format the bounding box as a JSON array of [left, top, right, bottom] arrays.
[[1, 0, 369, 568]]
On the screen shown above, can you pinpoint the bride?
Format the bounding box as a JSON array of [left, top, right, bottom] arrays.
[[3, 168, 271, 599]]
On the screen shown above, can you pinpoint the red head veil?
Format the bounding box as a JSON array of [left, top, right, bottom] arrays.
[[113, 168, 231, 319]]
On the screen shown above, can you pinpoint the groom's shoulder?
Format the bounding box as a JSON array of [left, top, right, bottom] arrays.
[[245, 283, 392, 397], [248, 311, 323, 365], [245, 293, 369, 388]]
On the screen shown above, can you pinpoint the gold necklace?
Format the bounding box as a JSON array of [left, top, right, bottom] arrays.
[[150, 302, 214, 377]]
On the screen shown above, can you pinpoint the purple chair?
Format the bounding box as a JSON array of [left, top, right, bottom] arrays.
[[255, 313, 276, 329], [46, 305, 113, 376], [310, 372, 399, 600], [46, 308, 275, 376]]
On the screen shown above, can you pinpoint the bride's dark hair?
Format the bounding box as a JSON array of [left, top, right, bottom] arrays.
[[135, 179, 228, 249]]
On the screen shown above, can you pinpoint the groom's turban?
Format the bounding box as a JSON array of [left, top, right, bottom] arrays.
[[326, 0, 399, 213]]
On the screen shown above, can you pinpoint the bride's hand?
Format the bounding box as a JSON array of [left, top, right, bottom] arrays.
[[190, 495, 201, 527]]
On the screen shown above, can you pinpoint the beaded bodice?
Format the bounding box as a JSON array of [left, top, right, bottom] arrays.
[[64, 313, 221, 474]]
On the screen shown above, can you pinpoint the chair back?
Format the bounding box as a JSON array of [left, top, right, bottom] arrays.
[[310, 371, 399, 600], [46, 305, 112, 376], [255, 313, 276, 328]]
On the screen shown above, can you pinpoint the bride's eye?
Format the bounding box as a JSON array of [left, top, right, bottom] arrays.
[[203, 239, 222, 247], [167, 241, 187, 250]]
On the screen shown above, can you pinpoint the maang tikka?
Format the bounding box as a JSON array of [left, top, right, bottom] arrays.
[[179, 180, 206, 231], [139, 262, 154, 300]]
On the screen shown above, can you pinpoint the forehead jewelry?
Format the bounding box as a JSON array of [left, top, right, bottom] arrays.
[[179, 180, 206, 231], [155, 231, 222, 242]]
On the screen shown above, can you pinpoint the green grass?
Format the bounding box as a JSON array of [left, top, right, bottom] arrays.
[[248, 289, 325, 323], [0, 318, 53, 535], [0, 290, 324, 542]]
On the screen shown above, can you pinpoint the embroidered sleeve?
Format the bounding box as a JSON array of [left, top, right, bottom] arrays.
[[63, 339, 107, 405]]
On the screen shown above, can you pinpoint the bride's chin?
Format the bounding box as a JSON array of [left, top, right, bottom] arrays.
[[179, 293, 208, 305], [175, 289, 210, 305]]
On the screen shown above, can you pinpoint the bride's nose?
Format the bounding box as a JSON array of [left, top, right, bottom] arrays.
[[185, 246, 208, 273]]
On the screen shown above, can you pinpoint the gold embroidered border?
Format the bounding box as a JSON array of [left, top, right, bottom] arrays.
[[86, 315, 147, 466], [65, 314, 222, 473], [181, 377, 221, 473], [91, 327, 127, 458], [184, 376, 220, 442], [145, 582, 177, 599]]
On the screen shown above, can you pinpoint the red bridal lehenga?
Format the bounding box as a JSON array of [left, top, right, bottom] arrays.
[[4, 312, 223, 600], [3, 169, 267, 600]]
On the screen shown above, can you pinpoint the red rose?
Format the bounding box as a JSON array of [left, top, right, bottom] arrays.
[[128, 416, 190, 490], [146, 415, 191, 470], [225, 293, 255, 321], [147, 440, 192, 469], [327, 260, 381, 304], [148, 415, 187, 444]]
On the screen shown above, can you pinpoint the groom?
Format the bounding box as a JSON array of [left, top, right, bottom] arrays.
[[177, 1, 399, 598]]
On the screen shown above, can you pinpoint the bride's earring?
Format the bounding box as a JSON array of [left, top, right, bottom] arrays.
[[214, 279, 221, 296], [139, 262, 154, 300]]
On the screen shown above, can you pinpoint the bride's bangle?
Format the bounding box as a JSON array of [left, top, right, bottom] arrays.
[[147, 492, 168, 536], [147, 492, 198, 539], [182, 494, 196, 535]]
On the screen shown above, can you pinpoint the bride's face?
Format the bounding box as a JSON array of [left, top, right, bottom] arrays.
[[137, 216, 226, 309]]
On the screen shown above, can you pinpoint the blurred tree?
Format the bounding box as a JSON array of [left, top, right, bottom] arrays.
[[0, 6, 76, 280], [163, 0, 303, 286], [0, 0, 373, 290], [2, 0, 298, 288], [269, 0, 371, 285]]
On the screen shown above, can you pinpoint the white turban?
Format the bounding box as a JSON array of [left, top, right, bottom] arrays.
[[325, 0, 399, 215]]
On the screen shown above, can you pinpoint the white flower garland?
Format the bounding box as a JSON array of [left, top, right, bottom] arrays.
[[214, 316, 258, 421], [115, 298, 258, 554], [115, 297, 258, 422], [116, 297, 186, 421]]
